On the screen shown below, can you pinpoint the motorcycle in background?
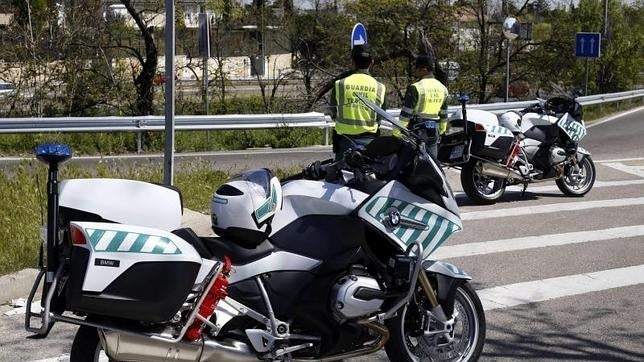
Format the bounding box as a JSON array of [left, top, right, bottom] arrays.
[[439, 91, 595, 204], [24, 94, 485, 361]]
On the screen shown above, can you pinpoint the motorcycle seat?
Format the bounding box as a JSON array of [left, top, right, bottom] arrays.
[[172, 227, 275, 265]]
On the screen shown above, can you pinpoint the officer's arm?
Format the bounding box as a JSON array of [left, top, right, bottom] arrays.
[[438, 89, 449, 135], [330, 82, 338, 119], [399, 85, 418, 129]]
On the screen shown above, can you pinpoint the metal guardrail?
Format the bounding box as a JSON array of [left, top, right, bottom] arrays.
[[0, 89, 642, 134]]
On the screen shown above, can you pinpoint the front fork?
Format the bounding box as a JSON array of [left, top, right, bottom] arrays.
[[416, 260, 472, 339]]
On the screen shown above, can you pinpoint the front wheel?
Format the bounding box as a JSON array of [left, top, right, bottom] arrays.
[[385, 282, 486, 362], [71, 325, 114, 362], [556, 156, 595, 197], [461, 160, 505, 205]]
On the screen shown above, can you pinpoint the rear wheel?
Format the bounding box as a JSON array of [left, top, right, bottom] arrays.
[[556, 156, 595, 197], [385, 282, 486, 362], [70, 325, 113, 362], [461, 160, 505, 205]]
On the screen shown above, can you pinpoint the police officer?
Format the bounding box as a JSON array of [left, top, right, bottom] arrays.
[[398, 54, 449, 158], [330, 44, 386, 160]]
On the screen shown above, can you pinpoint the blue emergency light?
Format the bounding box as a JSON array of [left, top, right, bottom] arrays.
[[36, 143, 72, 164]]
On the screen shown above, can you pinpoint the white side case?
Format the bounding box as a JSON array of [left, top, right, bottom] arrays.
[[71, 222, 202, 293], [60, 178, 183, 231]]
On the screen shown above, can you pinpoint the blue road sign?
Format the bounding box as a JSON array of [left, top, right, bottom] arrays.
[[351, 23, 368, 49], [575, 32, 601, 58]]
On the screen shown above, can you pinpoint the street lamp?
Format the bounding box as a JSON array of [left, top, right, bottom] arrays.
[[502, 17, 520, 102]]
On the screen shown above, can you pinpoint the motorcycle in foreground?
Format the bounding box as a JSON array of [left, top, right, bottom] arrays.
[[441, 91, 595, 204], [24, 96, 485, 361]]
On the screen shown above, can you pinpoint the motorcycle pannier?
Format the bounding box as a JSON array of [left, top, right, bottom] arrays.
[[65, 222, 202, 323], [438, 119, 475, 166]]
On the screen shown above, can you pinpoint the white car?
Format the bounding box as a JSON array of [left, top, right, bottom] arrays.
[[0, 81, 15, 95]]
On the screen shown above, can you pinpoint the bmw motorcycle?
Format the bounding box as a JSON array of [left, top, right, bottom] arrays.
[[441, 92, 595, 204], [25, 96, 485, 361]]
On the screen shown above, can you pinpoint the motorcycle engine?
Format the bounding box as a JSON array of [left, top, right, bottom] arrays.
[[549, 146, 567, 165], [330, 272, 384, 323]]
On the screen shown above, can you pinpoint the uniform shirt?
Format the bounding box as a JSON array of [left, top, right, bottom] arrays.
[[330, 70, 386, 136]]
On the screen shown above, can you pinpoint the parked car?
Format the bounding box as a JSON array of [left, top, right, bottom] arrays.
[[0, 81, 16, 96]]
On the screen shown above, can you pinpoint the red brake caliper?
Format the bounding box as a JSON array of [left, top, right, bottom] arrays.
[[185, 256, 232, 341]]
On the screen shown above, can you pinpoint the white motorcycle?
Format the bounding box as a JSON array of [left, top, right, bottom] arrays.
[[25, 96, 485, 361], [440, 93, 595, 204]]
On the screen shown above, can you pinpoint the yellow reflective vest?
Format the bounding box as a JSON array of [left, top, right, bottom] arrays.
[[333, 73, 386, 135], [398, 77, 449, 135]]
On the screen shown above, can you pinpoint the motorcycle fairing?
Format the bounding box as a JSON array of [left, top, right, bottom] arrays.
[[59, 179, 183, 232], [557, 113, 587, 142], [228, 251, 321, 284], [520, 112, 559, 129], [270, 180, 369, 235], [358, 181, 462, 258]]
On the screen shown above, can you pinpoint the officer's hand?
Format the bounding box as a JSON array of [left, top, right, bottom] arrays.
[[439, 121, 449, 135]]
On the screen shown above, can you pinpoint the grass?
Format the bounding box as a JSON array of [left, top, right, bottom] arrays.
[[583, 98, 642, 124], [0, 160, 231, 275]]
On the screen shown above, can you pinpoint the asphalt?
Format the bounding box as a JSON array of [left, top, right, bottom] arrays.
[[1, 107, 643, 361]]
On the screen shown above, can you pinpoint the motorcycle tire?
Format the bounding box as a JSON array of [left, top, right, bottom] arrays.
[[461, 160, 505, 205], [556, 156, 596, 197], [70, 325, 117, 362], [384, 281, 486, 362]]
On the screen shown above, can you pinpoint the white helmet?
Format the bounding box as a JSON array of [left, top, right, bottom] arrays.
[[498, 111, 522, 133], [211, 169, 282, 246]]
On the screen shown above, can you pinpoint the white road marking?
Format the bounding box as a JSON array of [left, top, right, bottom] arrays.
[[29, 355, 70, 362], [433, 225, 644, 259], [603, 162, 644, 178], [460, 196, 644, 221], [454, 179, 644, 198], [478, 264, 644, 311], [586, 105, 644, 129], [596, 156, 644, 163]]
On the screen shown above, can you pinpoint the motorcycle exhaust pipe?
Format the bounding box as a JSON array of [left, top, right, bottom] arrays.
[[480, 162, 525, 182], [100, 330, 258, 362]]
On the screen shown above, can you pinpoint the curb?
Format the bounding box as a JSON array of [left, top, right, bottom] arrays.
[[0, 268, 40, 306]]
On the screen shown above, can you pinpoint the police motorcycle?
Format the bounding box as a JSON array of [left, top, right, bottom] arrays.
[[25, 95, 484, 362], [442, 90, 595, 204]]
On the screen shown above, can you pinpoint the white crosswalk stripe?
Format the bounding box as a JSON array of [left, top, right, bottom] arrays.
[[603, 162, 644, 178], [432, 225, 644, 259], [478, 264, 644, 311], [460, 196, 644, 220]]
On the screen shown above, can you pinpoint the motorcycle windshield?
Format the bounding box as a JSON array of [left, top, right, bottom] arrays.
[[356, 94, 459, 219]]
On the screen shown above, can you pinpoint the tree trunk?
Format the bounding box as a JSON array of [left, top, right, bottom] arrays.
[[121, 0, 158, 116]]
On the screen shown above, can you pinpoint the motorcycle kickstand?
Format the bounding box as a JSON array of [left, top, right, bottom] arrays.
[[521, 183, 528, 197]]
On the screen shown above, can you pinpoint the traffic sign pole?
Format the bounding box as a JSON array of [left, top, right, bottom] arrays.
[[584, 58, 589, 96]]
